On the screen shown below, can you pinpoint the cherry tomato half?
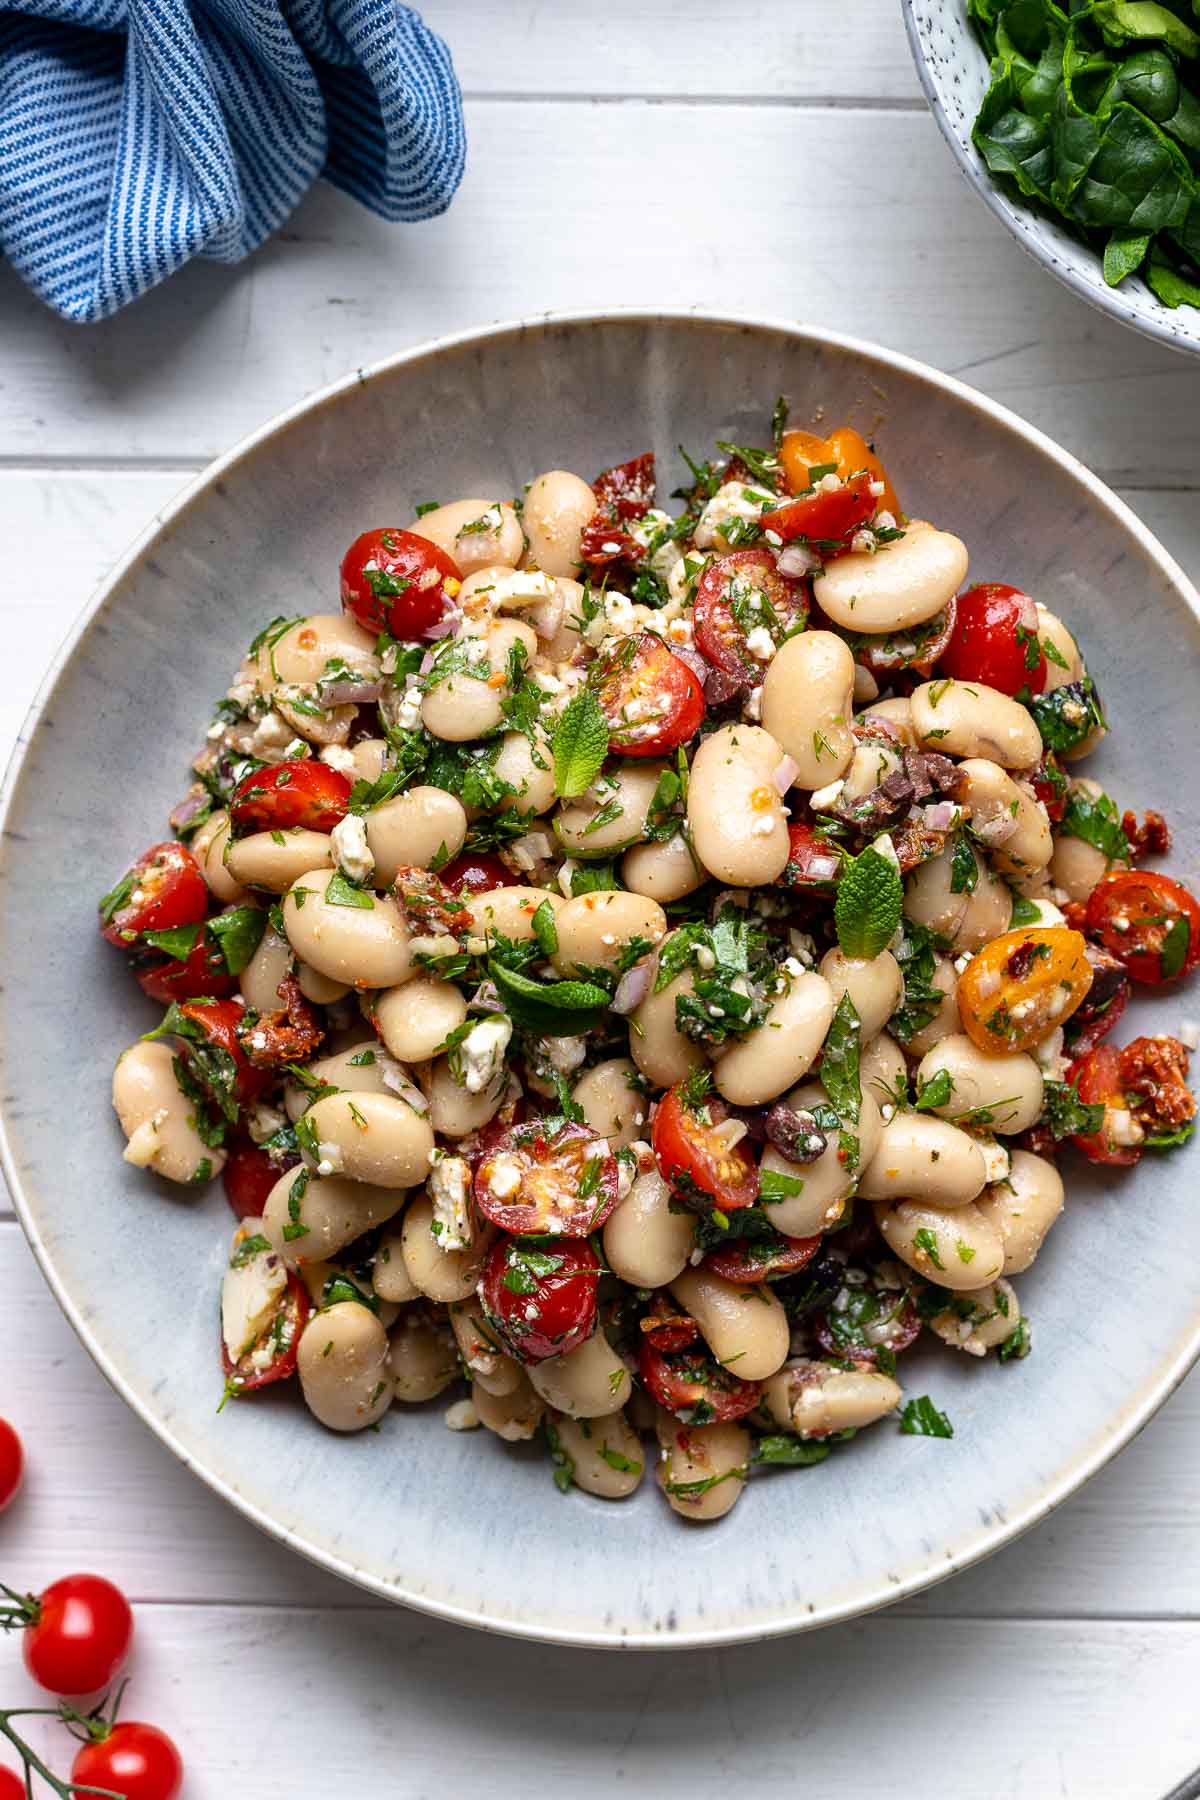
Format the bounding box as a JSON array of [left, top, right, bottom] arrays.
[[694, 550, 808, 687], [1069, 1046, 1140, 1168], [22, 1574, 133, 1698], [1085, 870, 1200, 985], [221, 1266, 310, 1394], [229, 759, 351, 837], [637, 1338, 762, 1424], [177, 1000, 270, 1107], [762, 470, 876, 546], [72, 1722, 184, 1800], [593, 632, 705, 758], [652, 1082, 759, 1213], [0, 1418, 23, 1512], [340, 526, 461, 639], [135, 927, 236, 1005], [957, 927, 1093, 1054], [780, 820, 843, 893], [479, 1237, 600, 1363], [222, 1141, 284, 1219], [99, 843, 208, 948], [438, 851, 518, 896], [938, 583, 1047, 697], [703, 1228, 818, 1284], [474, 1120, 619, 1237]]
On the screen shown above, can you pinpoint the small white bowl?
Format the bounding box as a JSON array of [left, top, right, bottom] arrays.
[[904, 0, 1200, 356]]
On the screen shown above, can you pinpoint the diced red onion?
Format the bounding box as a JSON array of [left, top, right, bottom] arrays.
[[776, 544, 820, 578], [322, 679, 383, 706], [418, 649, 437, 676], [377, 1050, 429, 1113], [772, 755, 800, 795], [970, 811, 1019, 847], [469, 981, 505, 1014], [612, 953, 658, 1016], [509, 832, 553, 872], [170, 791, 207, 831], [670, 642, 709, 683], [807, 853, 842, 882], [422, 608, 461, 642], [921, 801, 960, 832]]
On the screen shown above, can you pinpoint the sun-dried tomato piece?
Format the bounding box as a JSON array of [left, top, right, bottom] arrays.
[[1121, 809, 1171, 862], [1119, 1036, 1196, 1136], [238, 973, 325, 1069], [392, 866, 472, 938], [593, 452, 656, 521], [890, 818, 948, 874], [579, 518, 643, 568]]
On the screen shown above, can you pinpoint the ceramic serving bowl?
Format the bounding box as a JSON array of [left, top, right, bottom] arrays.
[[904, 0, 1200, 356], [3, 311, 1199, 1649]]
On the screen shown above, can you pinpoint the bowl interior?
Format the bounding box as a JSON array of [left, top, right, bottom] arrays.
[[3, 314, 1199, 1648], [905, 1, 1200, 355]]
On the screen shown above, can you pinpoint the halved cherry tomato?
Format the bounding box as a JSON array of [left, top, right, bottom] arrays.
[[938, 583, 1047, 696], [763, 469, 877, 547], [177, 999, 270, 1107], [815, 1290, 920, 1365], [693, 550, 808, 686], [229, 760, 351, 836], [1030, 750, 1069, 823], [780, 820, 843, 893], [72, 1722, 184, 1800], [221, 1266, 310, 1393], [474, 1120, 619, 1237], [99, 842, 208, 948], [853, 593, 957, 682], [340, 526, 460, 639], [639, 1297, 701, 1354], [1068, 1046, 1139, 1167], [637, 1338, 762, 1424], [703, 1228, 818, 1284], [957, 927, 1093, 1054], [1085, 870, 1200, 985], [0, 1418, 23, 1513], [652, 1081, 759, 1212], [593, 631, 705, 757], [135, 927, 236, 1005], [593, 452, 656, 520], [438, 851, 518, 896], [222, 1141, 285, 1219], [479, 1237, 600, 1363], [21, 1573, 133, 1697]]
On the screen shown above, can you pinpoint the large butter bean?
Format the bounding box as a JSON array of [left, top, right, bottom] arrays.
[[400, 1192, 490, 1302], [422, 1056, 508, 1137], [388, 1310, 458, 1402], [522, 470, 597, 577], [421, 620, 537, 743], [958, 758, 1052, 877], [555, 762, 668, 857], [904, 844, 969, 941], [603, 1168, 692, 1286], [628, 969, 706, 1088], [552, 890, 667, 975], [858, 1114, 988, 1205], [759, 633, 855, 790], [113, 1042, 225, 1183], [375, 978, 466, 1064], [262, 1169, 404, 1266], [758, 1081, 882, 1237], [974, 1148, 1064, 1273], [297, 963, 349, 1005], [762, 1359, 901, 1437], [297, 1302, 392, 1432], [227, 829, 333, 893], [258, 614, 377, 696], [240, 925, 292, 1012], [364, 787, 467, 883], [409, 498, 524, 573], [917, 1034, 1043, 1135], [1050, 779, 1124, 900], [911, 679, 1042, 768], [474, 1371, 544, 1440], [952, 849, 1013, 954], [819, 947, 902, 1043], [688, 723, 790, 885], [573, 1057, 646, 1148], [860, 1033, 908, 1107], [669, 1268, 789, 1379], [283, 867, 412, 987], [450, 1297, 521, 1397], [192, 809, 247, 903], [657, 1417, 749, 1522], [304, 1091, 433, 1188], [491, 730, 557, 814], [527, 1331, 632, 1418], [346, 738, 388, 784], [814, 522, 968, 634], [713, 970, 835, 1105], [284, 1043, 394, 1121], [372, 1222, 420, 1304], [463, 884, 561, 943], [903, 954, 961, 1056], [550, 1410, 644, 1499], [622, 832, 706, 903], [1036, 603, 1083, 691], [877, 1198, 1005, 1290]]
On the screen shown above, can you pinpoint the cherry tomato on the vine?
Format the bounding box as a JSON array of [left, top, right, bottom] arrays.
[[1068, 1045, 1139, 1167], [652, 1081, 759, 1213], [693, 550, 808, 687], [474, 1120, 619, 1237], [938, 583, 1047, 697], [99, 843, 208, 949], [72, 1722, 184, 1800], [762, 470, 876, 546], [1085, 870, 1200, 984], [0, 1418, 23, 1512], [221, 1141, 285, 1219], [340, 526, 460, 639], [437, 851, 518, 896], [638, 1338, 762, 1424], [0, 1768, 24, 1799], [135, 928, 236, 1005], [229, 759, 351, 837], [593, 632, 705, 757], [21, 1574, 133, 1697], [479, 1237, 600, 1363]]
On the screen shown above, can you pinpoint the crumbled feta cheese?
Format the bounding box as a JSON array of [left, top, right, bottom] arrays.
[[809, 778, 845, 813], [444, 1399, 480, 1432], [320, 745, 358, 776], [953, 952, 973, 975], [1022, 897, 1067, 929], [330, 814, 375, 886], [750, 812, 776, 837], [247, 1102, 286, 1145], [979, 1138, 1011, 1185], [221, 1245, 286, 1361], [459, 1016, 513, 1095], [1106, 1107, 1144, 1149], [583, 588, 648, 649], [428, 1151, 473, 1251], [492, 569, 558, 608], [742, 686, 763, 722], [392, 676, 424, 731], [249, 709, 294, 754], [545, 1035, 587, 1074], [744, 625, 776, 663], [693, 481, 773, 549], [873, 833, 900, 871]]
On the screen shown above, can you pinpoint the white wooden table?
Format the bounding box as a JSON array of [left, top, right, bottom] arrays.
[[4, 5, 1200, 1793]]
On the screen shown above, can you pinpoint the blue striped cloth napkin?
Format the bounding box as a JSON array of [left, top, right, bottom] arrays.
[[0, 0, 465, 323]]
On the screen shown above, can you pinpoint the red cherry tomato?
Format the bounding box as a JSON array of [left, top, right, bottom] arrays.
[[177, 1000, 270, 1107], [0, 1418, 23, 1512], [229, 760, 351, 837], [72, 1723, 184, 1800], [760, 470, 876, 546], [693, 550, 808, 687], [938, 583, 1047, 697], [703, 1230, 819, 1285], [780, 821, 843, 893], [474, 1120, 619, 1237], [639, 1299, 702, 1354], [438, 851, 518, 896], [1085, 870, 1200, 984], [1069, 1046, 1140, 1167], [221, 1141, 283, 1219], [22, 1574, 133, 1697], [652, 1081, 759, 1212], [637, 1338, 762, 1424], [221, 1266, 310, 1394], [593, 632, 704, 758], [479, 1237, 600, 1363], [100, 843, 208, 948], [0, 1769, 24, 1799], [340, 526, 460, 639], [135, 928, 236, 1005]]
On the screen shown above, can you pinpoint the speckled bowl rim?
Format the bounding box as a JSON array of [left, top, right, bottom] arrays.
[[901, 1, 1200, 359], [3, 308, 1199, 1650]]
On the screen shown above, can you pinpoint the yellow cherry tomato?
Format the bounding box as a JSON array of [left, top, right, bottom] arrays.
[[957, 927, 1094, 1055], [779, 425, 901, 519], [779, 429, 832, 494]]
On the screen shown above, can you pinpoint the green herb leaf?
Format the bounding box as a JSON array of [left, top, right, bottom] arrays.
[[1060, 786, 1129, 862], [142, 923, 202, 962], [914, 1069, 954, 1112], [488, 958, 609, 1036], [325, 871, 375, 910], [551, 688, 610, 799], [751, 1435, 832, 1468], [758, 1168, 805, 1202], [1041, 1077, 1106, 1140], [531, 898, 560, 958], [819, 993, 862, 1127], [834, 844, 903, 960], [206, 906, 267, 975], [899, 1395, 954, 1438], [998, 1318, 1032, 1362], [949, 833, 979, 896]]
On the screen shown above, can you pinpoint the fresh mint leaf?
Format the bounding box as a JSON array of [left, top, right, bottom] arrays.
[[551, 688, 610, 799], [488, 959, 609, 1036], [325, 871, 374, 910], [207, 906, 267, 975], [834, 844, 903, 960], [819, 993, 862, 1127]]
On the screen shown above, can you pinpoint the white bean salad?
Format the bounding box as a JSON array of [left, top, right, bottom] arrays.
[[103, 405, 1198, 1521]]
